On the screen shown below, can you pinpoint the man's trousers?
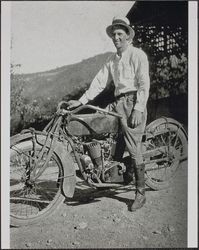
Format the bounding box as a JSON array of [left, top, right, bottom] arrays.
[[108, 93, 147, 165]]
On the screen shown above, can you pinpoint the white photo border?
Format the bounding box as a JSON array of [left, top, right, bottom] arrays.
[[1, 1, 198, 248]]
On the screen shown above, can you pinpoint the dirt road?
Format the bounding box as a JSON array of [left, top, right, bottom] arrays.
[[10, 161, 187, 248]]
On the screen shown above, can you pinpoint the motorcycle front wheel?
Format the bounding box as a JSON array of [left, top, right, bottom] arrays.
[[10, 139, 65, 227]]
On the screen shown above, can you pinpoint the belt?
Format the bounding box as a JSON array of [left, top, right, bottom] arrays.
[[115, 91, 137, 100]]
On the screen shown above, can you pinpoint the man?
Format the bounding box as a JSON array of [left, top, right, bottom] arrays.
[[67, 16, 150, 211]]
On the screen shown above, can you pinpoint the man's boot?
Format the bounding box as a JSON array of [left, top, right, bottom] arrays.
[[123, 156, 135, 185], [130, 163, 146, 211]]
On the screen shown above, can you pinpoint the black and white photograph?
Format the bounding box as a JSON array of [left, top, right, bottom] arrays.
[[1, 0, 198, 249]]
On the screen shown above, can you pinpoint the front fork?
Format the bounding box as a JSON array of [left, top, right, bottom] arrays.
[[26, 116, 63, 183]]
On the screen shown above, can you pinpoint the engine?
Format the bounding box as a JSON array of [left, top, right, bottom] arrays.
[[77, 135, 126, 183]]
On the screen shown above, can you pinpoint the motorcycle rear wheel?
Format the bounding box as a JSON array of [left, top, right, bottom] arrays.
[[10, 140, 65, 227], [144, 120, 187, 190]]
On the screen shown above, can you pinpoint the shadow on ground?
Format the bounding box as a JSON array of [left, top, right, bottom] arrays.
[[64, 180, 153, 211]]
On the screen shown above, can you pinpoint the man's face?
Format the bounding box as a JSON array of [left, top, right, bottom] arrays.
[[111, 27, 129, 50]]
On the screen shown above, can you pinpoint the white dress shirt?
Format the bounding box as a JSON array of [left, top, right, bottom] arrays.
[[79, 45, 150, 112]]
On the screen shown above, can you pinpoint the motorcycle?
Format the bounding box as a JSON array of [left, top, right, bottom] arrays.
[[10, 101, 188, 227]]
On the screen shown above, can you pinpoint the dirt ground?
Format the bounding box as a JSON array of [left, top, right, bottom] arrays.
[[10, 161, 187, 249]]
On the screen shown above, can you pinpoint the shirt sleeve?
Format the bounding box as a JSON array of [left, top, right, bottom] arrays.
[[133, 50, 150, 112], [79, 61, 112, 105]]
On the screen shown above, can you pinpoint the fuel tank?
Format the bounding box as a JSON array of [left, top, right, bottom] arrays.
[[67, 113, 119, 136]]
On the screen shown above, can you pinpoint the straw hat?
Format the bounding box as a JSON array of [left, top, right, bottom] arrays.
[[106, 16, 135, 39]]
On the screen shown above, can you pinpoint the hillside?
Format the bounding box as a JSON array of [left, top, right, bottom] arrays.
[[13, 52, 113, 102], [10, 52, 114, 134]]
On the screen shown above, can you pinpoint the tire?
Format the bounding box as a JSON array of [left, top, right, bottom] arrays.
[[10, 139, 65, 227], [144, 120, 188, 190]]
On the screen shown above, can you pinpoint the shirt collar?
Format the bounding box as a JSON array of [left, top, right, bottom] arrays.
[[115, 44, 132, 60]]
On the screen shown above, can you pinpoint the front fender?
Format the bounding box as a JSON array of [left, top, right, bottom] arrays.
[[11, 131, 76, 198], [52, 140, 76, 198]]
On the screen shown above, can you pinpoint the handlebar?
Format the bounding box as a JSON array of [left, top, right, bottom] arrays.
[[56, 101, 122, 118]]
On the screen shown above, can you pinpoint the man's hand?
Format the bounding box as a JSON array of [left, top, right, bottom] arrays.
[[130, 110, 143, 128], [66, 100, 82, 110]]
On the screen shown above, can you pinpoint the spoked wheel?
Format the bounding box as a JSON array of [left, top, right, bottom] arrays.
[[144, 119, 188, 190], [10, 140, 65, 227]]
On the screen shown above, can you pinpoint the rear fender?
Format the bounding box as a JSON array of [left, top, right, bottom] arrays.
[[11, 131, 76, 198], [146, 117, 188, 140]]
